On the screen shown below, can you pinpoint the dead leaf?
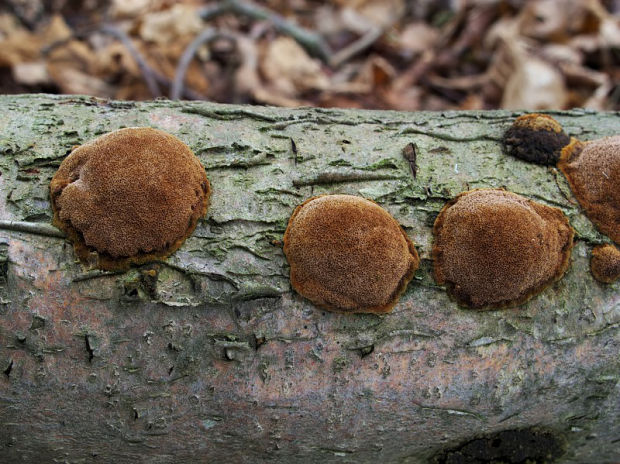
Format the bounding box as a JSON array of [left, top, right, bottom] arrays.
[[0, 13, 24, 40], [353, 55, 395, 90], [0, 14, 71, 67], [12, 61, 50, 85], [110, 0, 153, 19], [41, 14, 72, 44], [49, 67, 115, 97], [260, 37, 329, 97], [501, 54, 568, 109], [337, 0, 405, 30], [139, 5, 203, 45], [398, 22, 440, 55]]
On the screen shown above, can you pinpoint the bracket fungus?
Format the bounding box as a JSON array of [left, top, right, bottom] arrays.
[[433, 189, 574, 309], [50, 127, 210, 270], [558, 135, 620, 244], [503, 113, 570, 165], [591, 244, 620, 284], [283, 194, 419, 313]]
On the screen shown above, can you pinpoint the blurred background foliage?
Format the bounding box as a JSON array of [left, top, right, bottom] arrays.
[[0, 0, 618, 110]]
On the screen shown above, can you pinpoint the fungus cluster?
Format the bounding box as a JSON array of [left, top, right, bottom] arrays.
[[558, 135, 620, 244], [283, 194, 419, 313], [50, 127, 210, 270], [503, 113, 570, 165], [433, 189, 574, 309], [590, 244, 620, 284]]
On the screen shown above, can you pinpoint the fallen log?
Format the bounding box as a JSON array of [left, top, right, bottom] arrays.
[[0, 95, 618, 463]]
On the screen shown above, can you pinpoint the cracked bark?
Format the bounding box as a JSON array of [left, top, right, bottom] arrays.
[[0, 95, 618, 463]]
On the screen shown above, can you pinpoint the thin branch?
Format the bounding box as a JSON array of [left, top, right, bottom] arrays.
[[100, 24, 162, 98], [329, 26, 383, 68], [199, 0, 332, 62], [0, 220, 66, 238], [199, 3, 232, 21], [171, 29, 236, 101]]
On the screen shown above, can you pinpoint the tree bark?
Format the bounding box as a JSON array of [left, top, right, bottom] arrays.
[[0, 95, 618, 463]]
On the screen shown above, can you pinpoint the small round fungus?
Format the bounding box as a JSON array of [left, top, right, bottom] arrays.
[[433, 189, 574, 309], [503, 113, 570, 165], [283, 194, 420, 313], [50, 127, 210, 270], [591, 244, 620, 284], [558, 135, 620, 244]]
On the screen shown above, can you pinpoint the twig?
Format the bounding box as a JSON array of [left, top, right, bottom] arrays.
[[329, 26, 383, 68], [199, 0, 332, 62], [199, 3, 231, 21], [0, 220, 66, 238], [100, 24, 162, 98], [100, 25, 206, 100], [171, 29, 236, 100]]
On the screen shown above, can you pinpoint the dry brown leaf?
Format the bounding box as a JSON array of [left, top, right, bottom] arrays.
[[47, 40, 96, 74], [337, 0, 405, 30], [260, 37, 329, 97], [501, 55, 568, 110], [540, 44, 583, 65], [49, 67, 115, 97], [110, 0, 153, 19], [0, 14, 71, 68], [234, 35, 262, 97], [0, 30, 39, 67], [519, 0, 579, 41], [353, 55, 395, 91], [398, 22, 439, 55], [139, 5, 203, 45], [383, 86, 423, 111], [95, 42, 141, 77], [253, 87, 311, 107], [0, 13, 24, 40], [12, 61, 51, 85], [458, 94, 485, 110], [41, 15, 72, 44]]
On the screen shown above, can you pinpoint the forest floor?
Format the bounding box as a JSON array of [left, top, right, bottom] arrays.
[[0, 0, 618, 110]]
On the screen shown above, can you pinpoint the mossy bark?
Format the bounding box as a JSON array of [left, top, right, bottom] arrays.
[[0, 95, 618, 464]]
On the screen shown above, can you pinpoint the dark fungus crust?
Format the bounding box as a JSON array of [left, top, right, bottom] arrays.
[[558, 135, 620, 244], [50, 127, 210, 270], [591, 244, 620, 284], [433, 189, 574, 310], [503, 113, 570, 165], [283, 194, 420, 314]]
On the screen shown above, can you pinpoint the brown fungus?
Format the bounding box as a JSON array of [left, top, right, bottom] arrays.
[[50, 127, 210, 270], [558, 135, 620, 244], [433, 189, 574, 309], [503, 113, 570, 165], [283, 194, 419, 314], [591, 244, 620, 284]]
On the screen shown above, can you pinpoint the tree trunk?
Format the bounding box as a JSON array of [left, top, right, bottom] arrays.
[[0, 95, 618, 463]]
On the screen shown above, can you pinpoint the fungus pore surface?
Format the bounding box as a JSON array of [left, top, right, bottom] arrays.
[[558, 135, 620, 244], [283, 194, 420, 313], [503, 113, 570, 165], [591, 244, 620, 284], [433, 189, 574, 309], [50, 127, 210, 270]]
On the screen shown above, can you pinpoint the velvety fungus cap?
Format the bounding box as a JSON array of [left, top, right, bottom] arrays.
[[558, 135, 620, 244], [50, 127, 210, 270], [503, 113, 570, 165], [283, 194, 420, 313], [591, 244, 620, 284], [433, 189, 574, 309]]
